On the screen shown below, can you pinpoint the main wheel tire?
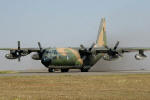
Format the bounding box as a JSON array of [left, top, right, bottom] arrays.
[[48, 68, 54, 72], [61, 69, 69, 72], [80, 68, 89, 72]]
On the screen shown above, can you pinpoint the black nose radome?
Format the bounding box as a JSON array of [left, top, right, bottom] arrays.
[[41, 57, 51, 67]]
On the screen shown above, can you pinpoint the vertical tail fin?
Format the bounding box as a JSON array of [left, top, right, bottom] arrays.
[[95, 18, 107, 47]]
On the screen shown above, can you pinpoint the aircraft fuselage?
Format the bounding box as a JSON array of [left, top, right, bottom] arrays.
[[41, 48, 83, 67], [38, 48, 103, 69]]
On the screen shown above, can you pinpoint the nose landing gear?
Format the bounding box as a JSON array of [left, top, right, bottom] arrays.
[[61, 69, 69, 72]]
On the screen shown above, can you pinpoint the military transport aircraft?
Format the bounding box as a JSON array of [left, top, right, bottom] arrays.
[[0, 18, 150, 72]]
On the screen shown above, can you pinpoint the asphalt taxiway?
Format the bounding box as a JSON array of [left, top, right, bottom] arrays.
[[0, 70, 150, 76]]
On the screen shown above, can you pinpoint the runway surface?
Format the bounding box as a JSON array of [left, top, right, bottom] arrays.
[[0, 69, 150, 76]]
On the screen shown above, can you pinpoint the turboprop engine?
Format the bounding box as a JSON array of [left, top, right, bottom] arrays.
[[5, 50, 30, 60], [5, 41, 30, 61], [5, 53, 18, 59], [32, 42, 43, 60], [135, 50, 147, 60], [103, 54, 119, 61], [135, 54, 147, 60], [103, 41, 122, 61]]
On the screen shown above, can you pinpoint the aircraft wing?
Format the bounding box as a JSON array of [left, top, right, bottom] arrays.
[[0, 48, 40, 52], [0, 41, 42, 52], [118, 47, 150, 52], [93, 47, 150, 61], [95, 47, 150, 53], [0, 41, 43, 61]]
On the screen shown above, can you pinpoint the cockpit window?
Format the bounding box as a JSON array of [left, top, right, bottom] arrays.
[[45, 49, 57, 55], [45, 50, 51, 54], [52, 50, 57, 55]]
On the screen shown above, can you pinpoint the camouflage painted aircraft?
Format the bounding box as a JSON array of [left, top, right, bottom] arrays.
[[0, 18, 150, 72]]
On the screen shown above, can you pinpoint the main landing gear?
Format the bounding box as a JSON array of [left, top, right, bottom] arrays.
[[80, 68, 89, 72], [80, 66, 90, 72], [48, 67, 90, 72], [48, 68, 69, 72], [61, 69, 69, 72]]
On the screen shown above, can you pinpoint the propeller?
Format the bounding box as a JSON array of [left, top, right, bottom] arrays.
[[10, 41, 29, 61], [12, 41, 42, 62], [79, 43, 96, 60], [38, 42, 42, 52], [80, 44, 86, 50], [37, 42, 43, 58], [16, 41, 22, 62], [80, 43, 95, 53], [113, 41, 119, 50], [104, 41, 122, 57], [89, 43, 95, 51]]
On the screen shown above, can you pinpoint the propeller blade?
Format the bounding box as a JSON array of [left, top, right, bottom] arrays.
[[104, 45, 109, 49], [114, 41, 119, 50], [80, 44, 86, 50], [118, 53, 123, 57], [18, 56, 21, 62], [89, 43, 95, 51], [17, 41, 21, 62], [116, 51, 123, 57], [38, 42, 42, 51], [18, 41, 20, 50]]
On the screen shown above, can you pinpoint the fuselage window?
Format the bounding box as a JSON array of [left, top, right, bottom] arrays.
[[66, 56, 69, 60]]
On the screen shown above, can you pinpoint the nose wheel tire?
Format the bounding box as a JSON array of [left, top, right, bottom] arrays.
[[61, 69, 69, 72], [48, 68, 54, 72]]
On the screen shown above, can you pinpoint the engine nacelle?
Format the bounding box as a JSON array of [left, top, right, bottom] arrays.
[[103, 54, 119, 61], [32, 53, 41, 60], [135, 54, 146, 60], [5, 54, 17, 59]]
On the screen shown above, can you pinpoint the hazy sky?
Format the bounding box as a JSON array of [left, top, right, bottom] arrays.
[[0, 0, 150, 70]]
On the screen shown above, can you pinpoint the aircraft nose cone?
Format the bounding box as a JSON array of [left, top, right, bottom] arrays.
[[41, 57, 51, 67]]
